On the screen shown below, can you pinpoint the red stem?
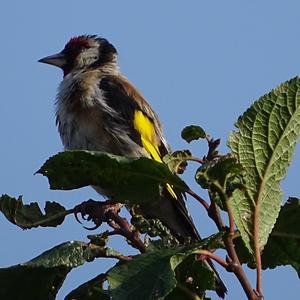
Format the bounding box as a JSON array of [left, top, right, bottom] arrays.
[[195, 250, 229, 269], [187, 189, 210, 211], [107, 211, 146, 253], [254, 208, 263, 296], [109, 254, 133, 262], [190, 194, 260, 299], [188, 157, 205, 164]]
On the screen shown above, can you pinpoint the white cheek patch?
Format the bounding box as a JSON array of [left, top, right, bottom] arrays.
[[76, 47, 100, 68]]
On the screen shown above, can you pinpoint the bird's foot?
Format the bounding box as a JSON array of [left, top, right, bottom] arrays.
[[74, 199, 121, 230]]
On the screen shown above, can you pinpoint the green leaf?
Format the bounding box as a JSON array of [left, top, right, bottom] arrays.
[[0, 241, 86, 300], [0, 194, 68, 229], [236, 197, 300, 276], [163, 150, 192, 174], [181, 125, 206, 143], [0, 239, 126, 300], [228, 77, 300, 255], [194, 156, 244, 208], [195, 156, 243, 189], [165, 281, 212, 300], [173, 255, 215, 297], [108, 248, 181, 300], [107, 233, 223, 300], [164, 286, 195, 300], [37, 151, 189, 204], [262, 197, 300, 273], [65, 274, 110, 300]]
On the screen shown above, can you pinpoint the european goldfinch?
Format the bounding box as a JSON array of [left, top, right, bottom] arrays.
[[39, 35, 226, 297]]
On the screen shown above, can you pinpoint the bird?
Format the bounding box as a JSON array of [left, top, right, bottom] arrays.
[[39, 35, 227, 297]]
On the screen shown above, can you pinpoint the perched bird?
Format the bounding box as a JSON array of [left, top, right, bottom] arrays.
[[39, 35, 226, 297]]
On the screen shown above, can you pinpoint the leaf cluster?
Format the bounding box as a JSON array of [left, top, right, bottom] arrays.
[[1, 77, 300, 299]]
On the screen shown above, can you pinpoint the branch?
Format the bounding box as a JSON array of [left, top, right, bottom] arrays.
[[74, 199, 146, 253], [209, 202, 260, 300], [108, 254, 133, 262], [187, 189, 210, 211], [189, 187, 257, 299], [189, 137, 262, 299], [211, 178, 262, 298], [106, 210, 146, 253], [194, 250, 229, 269], [187, 157, 205, 164], [213, 182, 235, 235], [188, 153, 260, 298]]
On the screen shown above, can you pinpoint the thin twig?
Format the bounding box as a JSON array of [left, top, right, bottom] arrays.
[[226, 204, 235, 236], [209, 203, 260, 300], [106, 254, 133, 262], [200, 138, 260, 299], [189, 188, 258, 298], [73, 200, 146, 253], [213, 182, 235, 235], [186, 136, 262, 299], [107, 211, 146, 253], [187, 189, 210, 211], [194, 250, 229, 269], [188, 157, 205, 164], [209, 202, 225, 231]]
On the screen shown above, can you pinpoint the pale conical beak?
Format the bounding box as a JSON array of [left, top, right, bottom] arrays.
[[38, 52, 66, 68]]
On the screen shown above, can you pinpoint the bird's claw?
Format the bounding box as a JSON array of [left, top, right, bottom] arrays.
[[73, 199, 122, 230], [74, 211, 83, 224], [73, 199, 103, 229]]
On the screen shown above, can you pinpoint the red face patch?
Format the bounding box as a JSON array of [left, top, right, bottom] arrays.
[[64, 36, 91, 52]]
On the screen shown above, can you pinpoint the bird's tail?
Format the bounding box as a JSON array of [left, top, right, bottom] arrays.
[[141, 187, 227, 298]]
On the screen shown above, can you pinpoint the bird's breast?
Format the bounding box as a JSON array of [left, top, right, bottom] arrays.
[[57, 105, 109, 151], [56, 72, 112, 151]]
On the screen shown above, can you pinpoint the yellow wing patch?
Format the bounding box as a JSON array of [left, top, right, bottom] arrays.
[[133, 110, 177, 200]]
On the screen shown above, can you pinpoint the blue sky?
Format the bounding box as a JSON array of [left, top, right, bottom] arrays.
[[1, 1, 299, 299]]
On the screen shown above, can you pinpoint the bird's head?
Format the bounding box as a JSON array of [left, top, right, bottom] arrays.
[[39, 35, 118, 76]]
